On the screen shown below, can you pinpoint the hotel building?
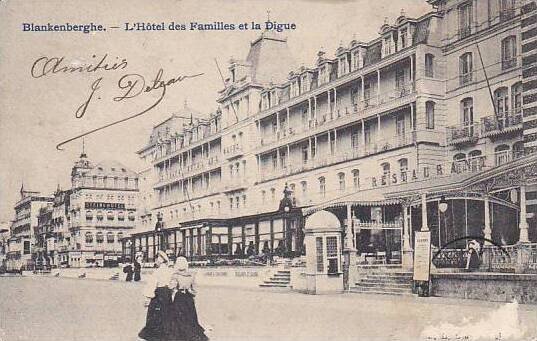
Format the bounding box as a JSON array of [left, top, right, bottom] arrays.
[[126, 0, 537, 277]]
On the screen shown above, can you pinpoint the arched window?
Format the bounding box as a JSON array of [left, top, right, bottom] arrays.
[[128, 211, 135, 221], [512, 82, 522, 115], [261, 190, 266, 204], [460, 98, 474, 136], [501, 36, 517, 69], [117, 232, 123, 242], [118, 211, 125, 221], [338, 173, 346, 192], [96, 211, 104, 221], [468, 150, 483, 172], [319, 177, 326, 197], [459, 52, 473, 85], [426, 101, 435, 129], [425, 54, 435, 78], [301, 181, 308, 197], [85, 210, 93, 221], [107, 211, 114, 220], [398, 158, 408, 172], [513, 141, 525, 159], [494, 87, 509, 117], [85, 232, 93, 244], [352, 169, 360, 189], [96, 232, 104, 243], [107, 232, 114, 243], [381, 162, 391, 185], [453, 153, 466, 173], [495, 144, 510, 165]]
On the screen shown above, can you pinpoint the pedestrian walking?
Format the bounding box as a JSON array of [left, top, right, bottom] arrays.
[[166, 256, 209, 341], [123, 262, 134, 282], [466, 240, 481, 271], [138, 250, 174, 341], [134, 256, 142, 282]]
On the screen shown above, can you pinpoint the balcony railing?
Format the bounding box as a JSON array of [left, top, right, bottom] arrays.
[[500, 8, 516, 22], [258, 83, 416, 151], [480, 111, 522, 136], [459, 72, 472, 86], [156, 156, 220, 187], [446, 122, 479, 145], [458, 26, 471, 39], [259, 132, 416, 182], [223, 144, 243, 159], [502, 58, 517, 70]]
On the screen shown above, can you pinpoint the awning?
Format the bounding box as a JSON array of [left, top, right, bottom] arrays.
[[303, 188, 400, 216]]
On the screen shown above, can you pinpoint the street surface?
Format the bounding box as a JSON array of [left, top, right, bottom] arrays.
[[0, 276, 536, 341]]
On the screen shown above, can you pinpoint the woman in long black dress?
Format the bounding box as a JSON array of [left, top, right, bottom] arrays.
[[134, 256, 142, 282], [138, 251, 173, 341], [167, 257, 208, 341]]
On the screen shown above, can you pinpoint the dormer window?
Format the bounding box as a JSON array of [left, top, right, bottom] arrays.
[[319, 65, 329, 85], [338, 56, 348, 76], [352, 50, 361, 71], [383, 36, 392, 56], [301, 74, 309, 93], [400, 28, 408, 49]]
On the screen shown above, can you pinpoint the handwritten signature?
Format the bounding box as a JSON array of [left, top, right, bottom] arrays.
[[29, 55, 204, 149]]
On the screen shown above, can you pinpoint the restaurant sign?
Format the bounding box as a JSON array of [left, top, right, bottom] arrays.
[[413, 231, 431, 282]]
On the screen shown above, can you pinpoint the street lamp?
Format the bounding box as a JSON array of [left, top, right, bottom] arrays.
[[438, 195, 448, 251], [155, 212, 165, 252], [279, 184, 293, 257]]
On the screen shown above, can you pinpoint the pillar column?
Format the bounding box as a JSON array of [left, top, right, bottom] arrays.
[[402, 205, 413, 268], [376, 69, 380, 105], [327, 90, 331, 115], [483, 196, 492, 245], [421, 193, 428, 231], [519, 185, 529, 243], [334, 88, 338, 116]]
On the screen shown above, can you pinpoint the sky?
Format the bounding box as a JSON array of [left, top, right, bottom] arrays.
[[0, 0, 432, 224]]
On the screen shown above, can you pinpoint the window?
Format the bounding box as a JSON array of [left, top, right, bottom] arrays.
[[85, 210, 93, 221], [316, 237, 324, 272], [512, 82, 522, 115], [128, 212, 135, 221], [500, 0, 515, 21], [459, 52, 473, 85], [107, 211, 114, 220], [96, 232, 104, 244], [85, 232, 93, 244], [302, 145, 309, 164], [270, 188, 276, 202], [426, 101, 435, 129], [352, 169, 360, 189], [319, 177, 326, 197], [23, 241, 31, 255], [96, 211, 104, 221], [495, 144, 511, 166], [229, 197, 233, 210], [326, 236, 339, 275], [261, 190, 266, 204], [301, 181, 307, 198], [461, 98, 474, 128], [339, 56, 348, 76], [383, 36, 392, 56], [468, 150, 483, 172], [117, 232, 123, 242], [381, 162, 391, 185], [351, 132, 360, 149], [458, 2, 473, 38], [399, 158, 409, 173], [400, 28, 408, 49], [501, 36, 517, 70], [425, 54, 435, 78], [396, 116, 405, 136], [494, 87, 509, 118], [395, 68, 405, 92], [242, 195, 247, 207], [338, 173, 346, 192]]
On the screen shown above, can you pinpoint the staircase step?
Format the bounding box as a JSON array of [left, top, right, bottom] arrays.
[[259, 283, 290, 288], [264, 280, 290, 284], [356, 281, 412, 289], [349, 287, 413, 296]]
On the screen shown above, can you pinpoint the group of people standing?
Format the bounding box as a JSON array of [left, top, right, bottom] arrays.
[[138, 251, 209, 341], [123, 256, 142, 282]]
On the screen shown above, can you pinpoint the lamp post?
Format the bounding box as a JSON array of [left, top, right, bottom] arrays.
[[155, 212, 165, 252], [438, 196, 448, 249], [279, 184, 293, 258]]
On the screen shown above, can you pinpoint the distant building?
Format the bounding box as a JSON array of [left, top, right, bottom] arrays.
[[66, 150, 139, 267], [7, 187, 52, 270]]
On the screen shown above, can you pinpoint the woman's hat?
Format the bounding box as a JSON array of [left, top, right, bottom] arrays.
[[156, 250, 169, 263], [175, 256, 188, 271]]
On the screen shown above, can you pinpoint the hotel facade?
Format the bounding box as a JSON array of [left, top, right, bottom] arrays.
[[125, 0, 537, 276]]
